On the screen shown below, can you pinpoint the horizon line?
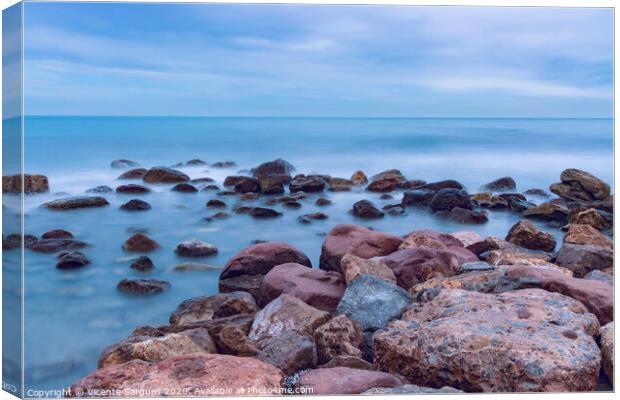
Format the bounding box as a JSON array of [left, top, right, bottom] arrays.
[[14, 115, 614, 120]]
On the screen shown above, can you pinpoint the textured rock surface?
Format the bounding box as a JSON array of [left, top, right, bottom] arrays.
[[564, 224, 612, 250], [295, 367, 404, 395], [220, 242, 311, 279], [352, 200, 384, 218], [3, 174, 49, 193], [314, 315, 364, 364], [340, 253, 397, 285], [599, 322, 614, 385], [116, 184, 151, 194], [120, 199, 151, 211], [117, 278, 170, 294], [118, 168, 147, 180], [219, 274, 263, 299], [374, 288, 601, 392], [142, 166, 190, 183], [363, 384, 463, 394], [381, 247, 460, 289], [484, 176, 516, 191], [319, 355, 373, 370], [122, 233, 160, 252], [175, 239, 218, 257], [555, 243, 613, 277], [522, 201, 569, 222], [170, 292, 258, 325], [56, 251, 90, 269], [505, 220, 557, 252], [212, 325, 260, 357], [429, 188, 473, 212], [42, 196, 109, 210], [549, 168, 610, 201], [257, 331, 317, 375]]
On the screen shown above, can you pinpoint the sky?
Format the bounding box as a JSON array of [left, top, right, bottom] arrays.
[[22, 2, 613, 117]]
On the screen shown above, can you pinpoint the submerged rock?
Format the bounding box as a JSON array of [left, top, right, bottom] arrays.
[[210, 161, 237, 168], [175, 239, 218, 257], [219, 274, 264, 299], [3, 174, 49, 194], [220, 242, 311, 280], [122, 233, 160, 252], [402, 189, 435, 206], [41, 229, 73, 239], [120, 199, 151, 211], [130, 256, 154, 272], [42, 196, 109, 210], [185, 159, 207, 166], [429, 188, 472, 212], [250, 207, 282, 218], [117, 168, 147, 180], [142, 166, 190, 184], [116, 184, 151, 194], [234, 177, 260, 194], [206, 199, 227, 208], [110, 159, 139, 169], [436, 207, 488, 224], [290, 175, 326, 193], [171, 182, 198, 193], [56, 251, 90, 270], [117, 278, 170, 294], [420, 179, 464, 191], [30, 238, 88, 253], [86, 185, 113, 193], [172, 262, 220, 272], [352, 200, 384, 218]]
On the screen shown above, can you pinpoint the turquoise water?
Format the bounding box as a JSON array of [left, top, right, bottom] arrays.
[[5, 116, 614, 391]]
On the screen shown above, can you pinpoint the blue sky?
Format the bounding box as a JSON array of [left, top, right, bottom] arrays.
[[23, 3, 613, 117]]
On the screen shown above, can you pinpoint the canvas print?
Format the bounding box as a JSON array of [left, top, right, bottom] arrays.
[[1, 1, 614, 397]]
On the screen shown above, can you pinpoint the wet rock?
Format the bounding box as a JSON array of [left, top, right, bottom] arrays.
[[283, 201, 302, 209], [319, 355, 373, 370], [429, 188, 472, 212], [363, 385, 463, 394], [56, 251, 90, 269], [568, 208, 611, 231], [508, 197, 535, 212], [205, 199, 226, 210], [260, 263, 345, 311], [523, 200, 569, 222], [252, 159, 295, 178], [290, 175, 326, 193], [250, 207, 282, 218], [240, 192, 258, 201], [319, 224, 403, 274], [41, 229, 73, 239], [170, 292, 257, 325], [550, 168, 610, 201], [340, 253, 397, 285], [191, 177, 215, 184], [525, 188, 550, 197], [505, 220, 556, 252], [175, 239, 218, 257], [401, 188, 435, 207], [379, 193, 393, 200], [370, 169, 405, 183], [204, 212, 230, 222], [257, 175, 287, 195], [42, 196, 109, 210], [110, 159, 139, 169], [122, 233, 160, 252], [564, 224, 612, 250], [329, 177, 354, 190], [352, 200, 384, 218], [219, 274, 264, 299], [600, 322, 614, 385], [249, 294, 330, 348], [211, 161, 236, 168], [295, 367, 404, 395], [142, 166, 190, 184], [350, 171, 368, 185], [374, 288, 601, 392], [314, 315, 364, 363], [584, 270, 613, 284], [484, 176, 516, 191], [366, 179, 397, 193], [221, 242, 311, 280], [257, 331, 317, 375], [171, 183, 198, 193], [130, 256, 154, 272], [382, 247, 461, 290], [218, 190, 238, 196], [30, 238, 88, 253], [70, 354, 283, 396], [212, 325, 260, 357], [117, 168, 147, 180], [336, 275, 411, 332], [3, 233, 38, 250], [555, 243, 613, 278], [471, 192, 508, 208], [298, 212, 328, 224], [185, 159, 207, 166], [117, 278, 170, 294], [436, 207, 488, 224], [3, 174, 49, 194], [202, 184, 220, 191], [420, 179, 464, 191], [115, 184, 151, 194], [120, 199, 151, 211], [86, 185, 113, 193], [315, 197, 332, 206], [385, 205, 405, 215], [233, 177, 259, 194]]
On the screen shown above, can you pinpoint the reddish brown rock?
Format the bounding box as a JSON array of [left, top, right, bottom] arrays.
[[350, 171, 368, 185], [555, 243, 613, 277], [295, 367, 404, 395], [30, 238, 88, 253], [319, 355, 373, 370], [351, 199, 384, 218], [122, 233, 160, 252], [451, 231, 483, 247], [260, 263, 345, 312], [117, 278, 170, 294], [117, 168, 147, 180], [42, 196, 109, 210], [3, 174, 49, 193], [366, 179, 397, 193], [600, 322, 614, 385], [522, 201, 569, 222], [399, 229, 463, 250], [436, 207, 488, 224], [569, 208, 610, 231], [142, 166, 189, 184], [220, 242, 311, 280], [549, 168, 610, 201], [314, 315, 364, 364], [340, 253, 397, 285], [289, 175, 326, 193], [212, 325, 260, 357], [374, 288, 601, 392], [484, 176, 516, 191], [170, 292, 258, 325], [505, 220, 557, 252], [382, 247, 460, 290], [41, 229, 73, 239], [564, 224, 613, 250], [319, 224, 403, 274]]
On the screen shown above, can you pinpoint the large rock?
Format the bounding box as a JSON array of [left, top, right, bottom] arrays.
[[522, 201, 569, 222], [122, 233, 160, 252], [117, 168, 147, 180], [351, 200, 384, 218], [249, 294, 330, 348], [3, 174, 49, 193], [374, 288, 601, 392], [260, 263, 345, 312], [257, 331, 317, 375], [289, 175, 326, 193], [70, 354, 283, 397], [175, 239, 218, 257], [429, 189, 472, 212], [505, 220, 556, 252], [402, 189, 435, 206], [319, 224, 403, 274], [366, 179, 397, 193], [564, 224, 612, 250], [257, 175, 286, 195], [555, 243, 613, 277], [212, 325, 260, 357], [220, 242, 311, 280], [569, 208, 612, 231], [249, 207, 282, 218], [295, 367, 404, 395], [336, 275, 411, 332], [98, 328, 216, 368], [550, 168, 610, 201], [314, 315, 364, 364], [420, 179, 464, 191], [484, 176, 516, 191], [233, 177, 259, 194], [600, 322, 614, 385], [350, 171, 368, 185], [252, 159, 295, 178], [382, 247, 461, 289], [142, 166, 190, 184], [170, 292, 258, 325], [56, 251, 90, 269], [171, 183, 198, 193], [219, 274, 263, 299], [42, 196, 109, 210], [340, 254, 397, 285], [44, 229, 73, 238]]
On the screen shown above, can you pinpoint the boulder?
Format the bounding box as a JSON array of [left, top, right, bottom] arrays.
[[120, 199, 151, 211], [249, 294, 330, 348], [336, 275, 411, 332], [402, 189, 435, 206], [110, 159, 139, 169], [399, 230, 478, 264], [564, 224, 612, 250], [142, 166, 190, 184], [366, 179, 397, 193], [352, 200, 384, 218], [3, 174, 49, 193], [219, 275, 264, 301], [373, 288, 601, 392], [260, 263, 345, 312], [568, 208, 611, 231], [257, 175, 287, 195], [409, 269, 506, 299], [70, 354, 283, 397], [350, 171, 368, 185], [212, 325, 260, 357], [117, 278, 170, 294], [170, 292, 258, 325], [550, 168, 610, 201], [484, 176, 516, 191], [30, 238, 88, 253], [295, 367, 404, 395], [397, 179, 426, 189], [41, 229, 73, 239], [555, 243, 613, 277], [382, 247, 461, 290], [505, 220, 556, 252], [42, 196, 109, 211], [56, 251, 90, 269], [319, 224, 403, 274], [130, 256, 154, 272], [117, 168, 147, 180], [221, 242, 311, 280], [340, 254, 397, 285], [122, 233, 160, 252], [116, 184, 150, 194], [429, 189, 472, 212], [470, 192, 508, 208], [240, 192, 259, 201], [290, 176, 326, 193], [132, 314, 254, 340], [370, 169, 405, 182], [86, 185, 113, 193], [98, 328, 216, 368], [420, 179, 464, 191], [525, 188, 550, 197], [252, 159, 295, 178], [250, 207, 282, 218], [523, 201, 569, 222], [600, 322, 614, 385], [234, 177, 259, 194], [171, 183, 198, 193], [175, 239, 218, 257], [257, 331, 317, 375], [314, 315, 364, 364]]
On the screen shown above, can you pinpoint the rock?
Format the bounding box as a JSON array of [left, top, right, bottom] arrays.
[[257, 175, 287, 195], [122, 233, 160, 252], [191, 177, 215, 184], [290, 175, 326, 193], [110, 159, 139, 169], [142, 166, 190, 184], [116, 184, 150, 194], [385, 205, 405, 215], [117, 168, 147, 180], [366, 179, 397, 193], [221, 242, 311, 280], [420, 179, 464, 191], [370, 169, 405, 182], [429, 188, 472, 212], [555, 243, 613, 278], [525, 188, 550, 197], [117, 278, 170, 294], [471, 192, 508, 208], [98, 328, 216, 368], [175, 239, 218, 257], [564, 224, 612, 250], [252, 159, 295, 178], [374, 288, 601, 392], [170, 292, 258, 325], [505, 220, 557, 252], [352, 200, 384, 218], [350, 171, 368, 185], [172, 262, 220, 271], [171, 183, 198, 193], [600, 322, 614, 385], [260, 263, 345, 312], [399, 230, 478, 264], [459, 261, 494, 273], [584, 270, 613, 284], [257, 331, 317, 375], [315, 197, 332, 206], [336, 275, 411, 332], [240, 192, 258, 201], [56, 251, 90, 269], [233, 177, 259, 194], [319, 224, 403, 274], [298, 212, 328, 224], [314, 315, 364, 363], [219, 275, 264, 299], [41, 229, 73, 239], [319, 355, 373, 370], [451, 231, 483, 247], [295, 367, 404, 395], [130, 256, 154, 272], [202, 184, 220, 191], [550, 168, 610, 201], [283, 201, 301, 209], [402, 189, 435, 206], [120, 199, 151, 211], [249, 294, 330, 348], [3, 174, 49, 194], [436, 207, 488, 224], [508, 197, 535, 212], [397, 179, 426, 189], [340, 254, 397, 285], [363, 385, 463, 394], [86, 185, 113, 193], [379, 194, 393, 200], [569, 208, 611, 230], [206, 199, 227, 208], [42, 196, 109, 210], [250, 207, 282, 218], [484, 176, 516, 191], [329, 177, 354, 189], [382, 247, 461, 290], [212, 325, 260, 357], [211, 161, 236, 168], [30, 238, 88, 253], [70, 354, 283, 396], [409, 269, 506, 298], [523, 200, 569, 222], [185, 159, 207, 166], [133, 314, 255, 341]]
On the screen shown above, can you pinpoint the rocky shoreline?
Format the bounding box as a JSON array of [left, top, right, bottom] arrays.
[[2, 159, 614, 394]]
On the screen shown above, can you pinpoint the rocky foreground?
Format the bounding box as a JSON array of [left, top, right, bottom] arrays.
[[2, 159, 615, 394]]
